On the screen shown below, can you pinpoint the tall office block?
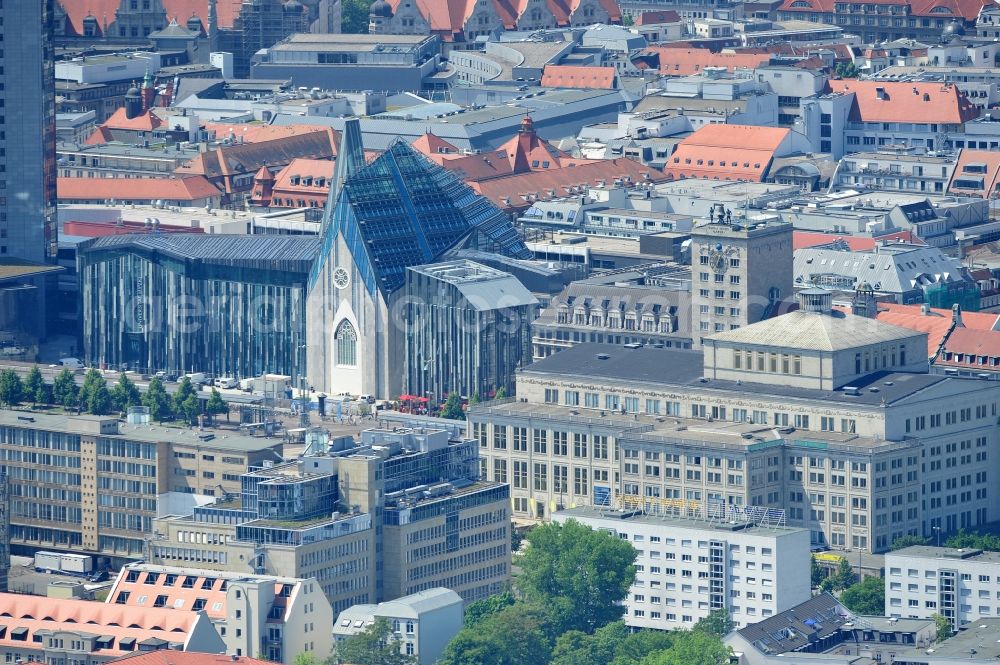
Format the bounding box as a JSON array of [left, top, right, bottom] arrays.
[[690, 218, 792, 347], [0, 0, 57, 263]]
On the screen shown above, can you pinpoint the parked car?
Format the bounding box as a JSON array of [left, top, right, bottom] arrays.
[[214, 377, 238, 389]]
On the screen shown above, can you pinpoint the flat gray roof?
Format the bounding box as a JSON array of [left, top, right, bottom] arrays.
[[889, 545, 1000, 565], [556, 505, 807, 535], [0, 410, 284, 454]]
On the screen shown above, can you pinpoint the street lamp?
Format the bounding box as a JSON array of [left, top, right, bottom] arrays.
[[933, 525, 942, 547], [857, 547, 866, 581]]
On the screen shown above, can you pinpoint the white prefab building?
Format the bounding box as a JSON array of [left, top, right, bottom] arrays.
[[333, 588, 463, 665], [885, 545, 1000, 631], [553, 506, 812, 630]]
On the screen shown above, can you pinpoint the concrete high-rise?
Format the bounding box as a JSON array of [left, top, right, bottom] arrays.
[[1, 0, 57, 264]]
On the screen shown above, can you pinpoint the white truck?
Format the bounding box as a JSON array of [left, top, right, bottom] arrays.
[[252, 374, 292, 398], [183, 372, 207, 387], [34, 551, 93, 576]]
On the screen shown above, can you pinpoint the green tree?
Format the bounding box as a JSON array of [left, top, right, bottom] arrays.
[[463, 589, 516, 629], [79, 369, 106, 409], [495, 386, 507, 399], [469, 392, 480, 406], [88, 381, 114, 415], [205, 388, 228, 423], [694, 609, 734, 637], [173, 376, 197, 415], [835, 61, 860, 78], [811, 555, 827, 588], [613, 628, 676, 665], [0, 369, 23, 407], [52, 368, 79, 409], [179, 394, 201, 425], [291, 653, 317, 665], [441, 392, 465, 420], [834, 557, 858, 590], [944, 529, 1000, 552], [840, 576, 885, 615], [333, 616, 416, 665], [890, 534, 930, 551], [518, 518, 637, 633], [111, 373, 142, 413], [439, 604, 551, 665], [142, 377, 173, 422], [23, 366, 45, 406], [931, 613, 952, 642], [341, 0, 370, 33], [638, 631, 730, 665]]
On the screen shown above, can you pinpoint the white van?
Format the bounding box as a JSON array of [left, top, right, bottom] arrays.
[[184, 372, 207, 387], [56, 358, 84, 370], [214, 377, 238, 389]]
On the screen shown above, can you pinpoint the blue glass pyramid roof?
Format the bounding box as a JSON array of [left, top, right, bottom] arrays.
[[311, 139, 531, 297]]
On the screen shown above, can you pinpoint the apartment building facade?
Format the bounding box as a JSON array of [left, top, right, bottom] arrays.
[[885, 546, 1000, 631], [471, 291, 1000, 553], [555, 507, 812, 630], [0, 411, 281, 563], [107, 563, 333, 663]]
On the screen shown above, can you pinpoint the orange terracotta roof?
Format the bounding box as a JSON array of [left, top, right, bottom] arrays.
[[58, 176, 221, 202], [949, 148, 1000, 198], [470, 158, 667, 210], [541, 65, 617, 89], [869, 306, 955, 356], [174, 129, 339, 184], [272, 158, 335, 192], [635, 9, 681, 24], [939, 326, 1000, 367], [643, 47, 772, 76], [793, 230, 924, 251], [112, 654, 272, 665], [878, 302, 1000, 331], [665, 124, 788, 182], [0, 592, 203, 657], [108, 569, 295, 622], [826, 80, 979, 124], [494, 116, 573, 172], [96, 108, 164, 133], [201, 123, 325, 144], [411, 132, 460, 156], [58, 0, 241, 36]]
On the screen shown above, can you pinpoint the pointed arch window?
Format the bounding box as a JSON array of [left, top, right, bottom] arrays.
[[335, 320, 357, 367]]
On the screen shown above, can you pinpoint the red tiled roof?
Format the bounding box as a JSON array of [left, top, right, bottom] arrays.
[[826, 80, 980, 124], [411, 132, 460, 157], [776, 0, 989, 20], [58, 0, 241, 36], [112, 653, 272, 665], [643, 46, 772, 75], [635, 9, 682, 24], [470, 158, 667, 210], [948, 148, 1000, 198], [494, 116, 573, 172], [938, 322, 1000, 360], [869, 306, 955, 356], [58, 176, 221, 202], [0, 593, 204, 657], [272, 158, 335, 192], [878, 302, 1000, 331], [63, 220, 204, 237], [201, 123, 328, 144], [541, 65, 617, 89], [793, 230, 924, 251], [665, 124, 789, 182], [91, 108, 164, 136]]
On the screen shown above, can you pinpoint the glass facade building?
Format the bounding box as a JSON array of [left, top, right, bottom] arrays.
[[307, 138, 532, 397], [80, 234, 318, 378]]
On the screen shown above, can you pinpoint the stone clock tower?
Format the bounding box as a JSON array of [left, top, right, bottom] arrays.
[[690, 211, 793, 348]]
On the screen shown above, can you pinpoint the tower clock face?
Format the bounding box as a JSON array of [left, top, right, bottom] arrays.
[[333, 267, 350, 290]]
